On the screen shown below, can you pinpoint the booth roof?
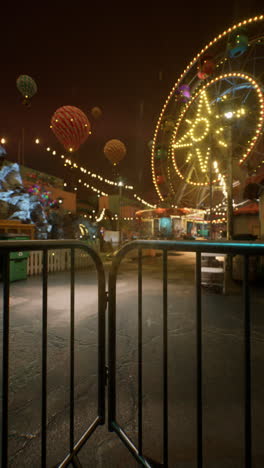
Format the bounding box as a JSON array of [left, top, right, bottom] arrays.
[[234, 201, 259, 215]]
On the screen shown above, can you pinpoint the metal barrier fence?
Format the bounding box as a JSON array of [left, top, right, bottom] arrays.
[[108, 239, 264, 468], [1, 238, 264, 467], [0, 240, 106, 468]]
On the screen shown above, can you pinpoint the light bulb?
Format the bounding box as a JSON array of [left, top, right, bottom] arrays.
[[224, 111, 233, 119]]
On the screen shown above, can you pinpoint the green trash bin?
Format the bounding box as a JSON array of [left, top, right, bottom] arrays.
[[0, 234, 30, 282]]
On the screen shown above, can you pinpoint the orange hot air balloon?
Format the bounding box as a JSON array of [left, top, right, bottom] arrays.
[[103, 139, 126, 165], [50, 106, 91, 152], [91, 106, 102, 119]]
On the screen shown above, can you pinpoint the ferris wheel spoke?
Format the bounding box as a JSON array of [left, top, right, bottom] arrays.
[[241, 87, 254, 105]]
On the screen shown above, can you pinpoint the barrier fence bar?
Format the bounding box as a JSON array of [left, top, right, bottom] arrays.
[[108, 240, 264, 467], [108, 260, 116, 430], [97, 259, 106, 425], [163, 249, 168, 467], [243, 255, 251, 468], [70, 248, 76, 453], [0, 239, 106, 468], [108, 246, 154, 467], [196, 251, 203, 468], [138, 248, 143, 455], [41, 249, 48, 468], [1, 253, 10, 468]]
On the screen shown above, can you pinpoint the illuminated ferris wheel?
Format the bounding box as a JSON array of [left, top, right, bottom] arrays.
[[152, 14, 264, 208]]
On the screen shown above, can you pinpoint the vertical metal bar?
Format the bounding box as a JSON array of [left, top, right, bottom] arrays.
[[41, 249, 48, 468], [196, 252, 203, 468], [118, 184, 123, 247], [138, 248, 143, 455], [209, 145, 213, 240], [243, 255, 251, 467], [163, 249, 168, 467], [70, 248, 75, 452], [98, 266, 106, 424], [1, 253, 10, 468], [226, 125, 233, 241], [108, 266, 117, 430]]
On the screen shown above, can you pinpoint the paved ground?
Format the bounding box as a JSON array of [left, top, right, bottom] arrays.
[[0, 249, 264, 467]]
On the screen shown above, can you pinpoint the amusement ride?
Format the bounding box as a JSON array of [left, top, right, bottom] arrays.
[[151, 14, 264, 228]]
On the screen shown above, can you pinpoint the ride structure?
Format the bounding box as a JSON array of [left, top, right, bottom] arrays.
[[152, 15, 264, 215]]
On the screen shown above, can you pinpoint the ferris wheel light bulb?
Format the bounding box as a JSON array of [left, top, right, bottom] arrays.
[[224, 111, 233, 119]]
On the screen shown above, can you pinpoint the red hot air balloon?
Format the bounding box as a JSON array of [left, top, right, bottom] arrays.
[[103, 139, 126, 165], [50, 106, 91, 152]]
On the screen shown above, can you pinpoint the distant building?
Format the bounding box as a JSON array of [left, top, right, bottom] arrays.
[[99, 195, 141, 218], [233, 201, 260, 238]]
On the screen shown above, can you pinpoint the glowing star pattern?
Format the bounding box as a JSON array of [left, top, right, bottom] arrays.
[[174, 92, 211, 149], [173, 89, 249, 178], [173, 89, 226, 179], [171, 72, 264, 188], [174, 92, 212, 174]]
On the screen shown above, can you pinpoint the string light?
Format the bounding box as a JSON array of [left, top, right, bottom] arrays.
[[133, 194, 157, 208], [13, 132, 158, 208], [33, 139, 157, 208], [96, 208, 105, 222]]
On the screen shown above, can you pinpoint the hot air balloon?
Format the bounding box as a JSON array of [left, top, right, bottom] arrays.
[[91, 106, 102, 119], [103, 139, 126, 165], [16, 75, 37, 106], [50, 106, 91, 152]]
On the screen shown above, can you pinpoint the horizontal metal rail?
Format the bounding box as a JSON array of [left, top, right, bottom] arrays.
[[0, 240, 106, 468], [108, 239, 264, 468], [110, 238, 264, 256]]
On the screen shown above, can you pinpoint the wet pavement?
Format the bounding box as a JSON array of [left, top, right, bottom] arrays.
[[1, 250, 264, 467]]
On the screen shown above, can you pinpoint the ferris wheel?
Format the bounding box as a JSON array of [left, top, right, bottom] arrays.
[[152, 14, 264, 208]]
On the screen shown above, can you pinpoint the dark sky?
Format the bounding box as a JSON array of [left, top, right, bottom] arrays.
[[1, 2, 263, 201]]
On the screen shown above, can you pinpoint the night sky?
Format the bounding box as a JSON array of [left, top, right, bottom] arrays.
[[1, 2, 263, 202]]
